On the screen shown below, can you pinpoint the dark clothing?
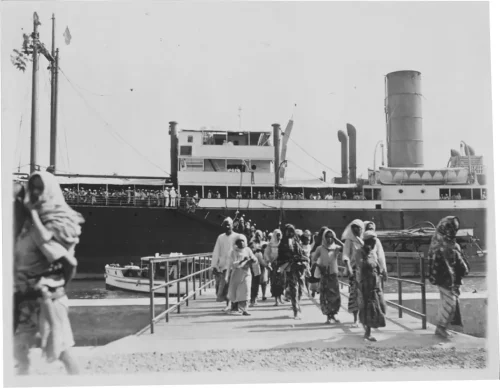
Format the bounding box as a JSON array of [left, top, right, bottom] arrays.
[[318, 269, 341, 318], [358, 251, 386, 329]]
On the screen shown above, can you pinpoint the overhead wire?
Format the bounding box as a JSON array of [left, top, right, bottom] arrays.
[[57, 65, 171, 176], [286, 134, 341, 176]]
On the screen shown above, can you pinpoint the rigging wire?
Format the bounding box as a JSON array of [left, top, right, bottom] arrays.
[[287, 159, 329, 183], [57, 65, 170, 176], [286, 134, 341, 176]]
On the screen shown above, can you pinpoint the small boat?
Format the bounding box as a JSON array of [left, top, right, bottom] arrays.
[[104, 253, 202, 295]]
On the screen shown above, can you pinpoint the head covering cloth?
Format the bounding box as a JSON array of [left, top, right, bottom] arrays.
[[24, 171, 84, 247], [428, 216, 460, 259], [322, 228, 338, 250], [341, 219, 365, 246]]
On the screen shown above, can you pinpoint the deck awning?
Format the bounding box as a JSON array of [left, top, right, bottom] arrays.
[[281, 179, 357, 189], [55, 176, 171, 186]]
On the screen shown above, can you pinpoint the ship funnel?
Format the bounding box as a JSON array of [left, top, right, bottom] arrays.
[[385, 70, 424, 168], [272, 123, 281, 187], [346, 123, 357, 183], [169, 121, 178, 186], [337, 130, 348, 183]]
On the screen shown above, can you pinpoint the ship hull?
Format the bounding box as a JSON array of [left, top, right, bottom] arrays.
[[72, 204, 487, 274]]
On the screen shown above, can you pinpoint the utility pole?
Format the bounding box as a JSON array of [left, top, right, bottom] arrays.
[[49, 13, 56, 170], [30, 12, 40, 174], [53, 48, 59, 166]]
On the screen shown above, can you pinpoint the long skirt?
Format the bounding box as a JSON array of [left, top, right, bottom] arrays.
[[227, 268, 252, 303], [437, 286, 463, 328], [347, 272, 359, 314], [359, 280, 386, 329], [271, 265, 285, 297], [319, 273, 341, 318], [216, 270, 229, 302], [286, 270, 304, 315]]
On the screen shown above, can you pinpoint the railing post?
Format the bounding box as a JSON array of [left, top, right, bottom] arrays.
[[177, 259, 181, 313], [185, 258, 190, 307], [149, 259, 155, 334], [193, 256, 197, 300], [420, 254, 427, 329], [165, 260, 170, 323], [397, 253, 402, 318], [199, 256, 202, 295]]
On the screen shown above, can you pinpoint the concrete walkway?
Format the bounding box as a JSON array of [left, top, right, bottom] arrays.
[[99, 287, 484, 356]]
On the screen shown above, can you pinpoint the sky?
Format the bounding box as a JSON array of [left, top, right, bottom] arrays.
[[1, 1, 494, 181]]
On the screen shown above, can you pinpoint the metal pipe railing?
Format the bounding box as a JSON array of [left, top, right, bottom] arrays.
[[147, 253, 214, 334], [384, 252, 427, 329]]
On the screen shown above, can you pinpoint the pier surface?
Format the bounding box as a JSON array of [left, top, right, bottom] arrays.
[[17, 286, 489, 384]]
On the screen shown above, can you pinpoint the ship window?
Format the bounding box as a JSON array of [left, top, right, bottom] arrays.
[[373, 189, 381, 200], [179, 158, 203, 171], [180, 146, 192, 156], [202, 131, 227, 145], [204, 159, 226, 172], [472, 188, 481, 200], [439, 188, 451, 199], [450, 188, 471, 200], [227, 132, 249, 146], [363, 189, 373, 200], [249, 160, 271, 172], [227, 159, 249, 172], [187, 136, 193, 143]]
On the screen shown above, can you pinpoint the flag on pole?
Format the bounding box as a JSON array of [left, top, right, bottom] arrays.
[[63, 26, 72, 45]]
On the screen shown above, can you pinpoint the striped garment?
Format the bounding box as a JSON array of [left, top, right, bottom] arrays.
[[436, 286, 462, 328], [347, 268, 359, 313]]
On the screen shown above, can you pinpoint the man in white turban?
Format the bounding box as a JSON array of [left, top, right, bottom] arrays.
[[211, 217, 237, 311]]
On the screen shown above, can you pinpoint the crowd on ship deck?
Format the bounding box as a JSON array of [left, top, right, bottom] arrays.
[[61, 186, 180, 207], [211, 213, 470, 343], [58, 185, 486, 207]]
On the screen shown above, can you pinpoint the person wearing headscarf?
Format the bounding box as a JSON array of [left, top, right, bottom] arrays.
[[428, 216, 469, 339], [341, 219, 365, 326], [363, 221, 388, 280], [211, 217, 237, 310], [309, 227, 328, 297], [226, 235, 258, 316], [14, 172, 84, 375], [277, 224, 308, 319], [300, 230, 313, 294], [312, 229, 342, 323], [249, 230, 265, 306], [265, 229, 284, 306], [354, 230, 386, 341]]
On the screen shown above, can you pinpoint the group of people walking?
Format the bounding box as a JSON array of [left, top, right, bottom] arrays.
[[211, 214, 470, 342], [12, 168, 470, 375]]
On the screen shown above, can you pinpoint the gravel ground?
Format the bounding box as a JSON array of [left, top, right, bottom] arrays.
[[27, 346, 486, 375]]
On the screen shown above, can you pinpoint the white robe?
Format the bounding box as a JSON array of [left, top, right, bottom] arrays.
[[211, 232, 237, 271]]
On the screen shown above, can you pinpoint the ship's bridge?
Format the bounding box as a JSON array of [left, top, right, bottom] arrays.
[[177, 129, 275, 186]]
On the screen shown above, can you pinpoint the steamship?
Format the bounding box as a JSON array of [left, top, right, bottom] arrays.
[[15, 70, 488, 274]]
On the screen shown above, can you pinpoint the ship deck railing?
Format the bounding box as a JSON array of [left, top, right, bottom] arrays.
[[338, 251, 427, 330], [142, 253, 215, 334]]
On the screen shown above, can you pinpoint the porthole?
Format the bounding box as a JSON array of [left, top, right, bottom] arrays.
[[399, 189, 404, 194]]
